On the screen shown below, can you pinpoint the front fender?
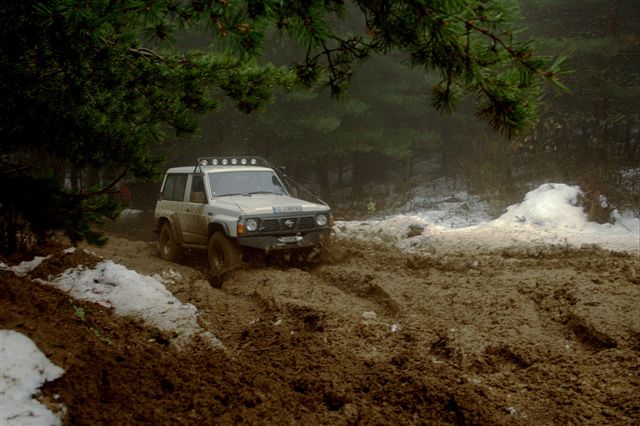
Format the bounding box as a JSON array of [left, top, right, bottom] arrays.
[[207, 214, 239, 237]]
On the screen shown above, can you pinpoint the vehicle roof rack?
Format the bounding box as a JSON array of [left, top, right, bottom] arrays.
[[193, 156, 270, 173], [197, 156, 268, 167], [193, 156, 328, 206]]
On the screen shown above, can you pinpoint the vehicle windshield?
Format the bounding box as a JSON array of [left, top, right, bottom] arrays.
[[208, 171, 287, 197]]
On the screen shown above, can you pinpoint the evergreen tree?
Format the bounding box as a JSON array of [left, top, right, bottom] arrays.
[[0, 0, 561, 252], [518, 0, 639, 209]]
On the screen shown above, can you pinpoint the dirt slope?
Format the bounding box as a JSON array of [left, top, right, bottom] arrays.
[[1, 235, 638, 425]]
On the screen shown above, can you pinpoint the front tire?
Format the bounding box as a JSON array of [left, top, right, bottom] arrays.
[[159, 223, 182, 262], [307, 233, 332, 264], [208, 232, 241, 274]]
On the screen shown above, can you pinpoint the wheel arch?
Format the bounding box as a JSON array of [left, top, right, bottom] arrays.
[[158, 215, 184, 244], [208, 222, 229, 238], [157, 216, 171, 228]]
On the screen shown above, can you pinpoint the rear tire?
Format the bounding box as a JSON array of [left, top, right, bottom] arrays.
[[208, 232, 241, 274], [158, 223, 182, 262]]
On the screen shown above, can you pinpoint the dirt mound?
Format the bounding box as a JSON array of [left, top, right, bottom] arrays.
[[1, 236, 638, 424]]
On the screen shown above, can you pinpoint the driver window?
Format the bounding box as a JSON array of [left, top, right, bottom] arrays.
[[189, 175, 206, 204], [271, 175, 285, 194]]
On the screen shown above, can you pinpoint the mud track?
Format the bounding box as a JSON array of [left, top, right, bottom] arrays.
[[2, 234, 639, 425]]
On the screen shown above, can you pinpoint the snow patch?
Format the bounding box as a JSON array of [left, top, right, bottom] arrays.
[[402, 177, 493, 228], [493, 183, 585, 228], [0, 330, 65, 426], [43, 261, 221, 348], [337, 183, 639, 253], [118, 208, 144, 218], [152, 269, 183, 286], [7, 256, 51, 277]]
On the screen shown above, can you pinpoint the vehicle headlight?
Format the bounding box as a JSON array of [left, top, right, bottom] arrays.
[[246, 218, 259, 232], [315, 214, 328, 226]]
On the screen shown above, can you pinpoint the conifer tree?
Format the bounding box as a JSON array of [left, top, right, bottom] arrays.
[[0, 0, 561, 252]]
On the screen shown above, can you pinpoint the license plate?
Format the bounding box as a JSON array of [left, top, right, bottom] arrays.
[[272, 205, 302, 213]]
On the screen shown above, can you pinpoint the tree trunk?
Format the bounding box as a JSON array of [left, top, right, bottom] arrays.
[[70, 166, 80, 193], [315, 160, 330, 199], [87, 167, 100, 190], [351, 152, 367, 197]]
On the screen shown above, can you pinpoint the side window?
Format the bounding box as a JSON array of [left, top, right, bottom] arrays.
[[189, 175, 206, 204], [161, 174, 188, 201]]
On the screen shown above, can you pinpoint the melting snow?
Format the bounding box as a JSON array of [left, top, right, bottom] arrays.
[[0, 330, 65, 426], [336, 183, 639, 253], [1, 182, 638, 426], [4, 256, 51, 277], [42, 260, 221, 349]]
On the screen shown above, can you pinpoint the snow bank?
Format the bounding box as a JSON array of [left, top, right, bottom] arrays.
[[337, 183, 640, 253], [4, 256, 51, 277], [493, 184, 585, 228], [401, 177, 493, 228], [118, 208, 144, 218], [44, 261, 221, 348], [0, 330, 64, 426], [2, 259, 221, 425]]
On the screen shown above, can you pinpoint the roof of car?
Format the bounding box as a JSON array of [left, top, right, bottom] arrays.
[[166, 165, 274, 174]]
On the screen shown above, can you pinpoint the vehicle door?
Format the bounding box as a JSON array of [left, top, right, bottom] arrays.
[[178, 174, 209, 245], [158, 173, 189, 236]]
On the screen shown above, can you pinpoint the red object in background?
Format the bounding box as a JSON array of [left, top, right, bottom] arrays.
[[119, 182, 132, 203]]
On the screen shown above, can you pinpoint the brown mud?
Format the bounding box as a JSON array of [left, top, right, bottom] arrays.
[[1, 234, 639, 425]]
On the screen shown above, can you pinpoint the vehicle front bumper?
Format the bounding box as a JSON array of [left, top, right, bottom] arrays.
[[236, 229, 331, 252]]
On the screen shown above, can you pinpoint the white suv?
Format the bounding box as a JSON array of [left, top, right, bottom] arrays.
[[154, 157, 332, 273]]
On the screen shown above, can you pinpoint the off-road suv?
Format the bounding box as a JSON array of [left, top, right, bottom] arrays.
[[154, 157, 332, 273]]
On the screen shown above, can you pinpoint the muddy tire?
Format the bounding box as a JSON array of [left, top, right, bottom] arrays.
[[208, 232, 241, 274], [307, 234, 332, 264], [158, 223, 182, 262]]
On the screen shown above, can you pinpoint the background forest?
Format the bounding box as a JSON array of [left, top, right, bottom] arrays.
[[156, 0, 639, 217], [1, 0, 638, 252]]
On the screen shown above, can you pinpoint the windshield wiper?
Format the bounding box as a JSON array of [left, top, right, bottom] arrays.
[[248, 191, 282, 195], [216, 193, 249, 197]]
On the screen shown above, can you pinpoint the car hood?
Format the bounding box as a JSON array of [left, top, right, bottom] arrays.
[[212, 194, 329, 216]]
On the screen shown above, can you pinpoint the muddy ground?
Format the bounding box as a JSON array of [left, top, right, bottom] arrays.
[[1, 231, 639, 425]]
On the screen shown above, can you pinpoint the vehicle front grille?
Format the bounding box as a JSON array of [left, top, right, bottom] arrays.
[[260, 219, 281, 232], [257, 216, 315, 233], [298, 216, 315, 229]]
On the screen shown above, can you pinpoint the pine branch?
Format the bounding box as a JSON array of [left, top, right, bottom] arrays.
[[79, 168, 129, 200], [129, 47, 165, 62]]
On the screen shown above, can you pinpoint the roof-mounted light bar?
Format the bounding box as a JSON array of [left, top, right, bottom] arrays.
[[197, 156, 266, 167]]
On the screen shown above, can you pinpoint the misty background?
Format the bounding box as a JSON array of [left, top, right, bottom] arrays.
[[127, 0, 639, 219]]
